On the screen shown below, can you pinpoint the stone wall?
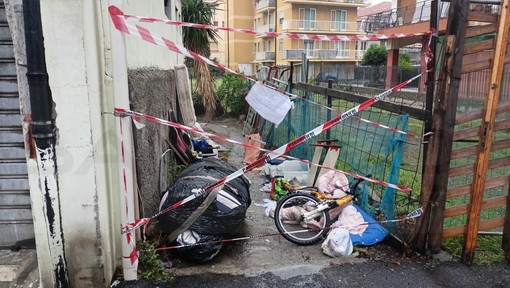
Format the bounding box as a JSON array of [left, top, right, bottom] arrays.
[[128, 68, 176, 217]]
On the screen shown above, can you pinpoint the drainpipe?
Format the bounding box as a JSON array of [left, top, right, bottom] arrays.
[[109, 0, 138, 281], [23, 0, 70, 286]]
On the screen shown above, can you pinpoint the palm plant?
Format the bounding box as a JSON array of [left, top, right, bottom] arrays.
[[182, 0, 220, 120]]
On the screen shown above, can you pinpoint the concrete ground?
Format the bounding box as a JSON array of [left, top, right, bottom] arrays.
[[113, 118, 510, 287], [0, 248, 39, 288]]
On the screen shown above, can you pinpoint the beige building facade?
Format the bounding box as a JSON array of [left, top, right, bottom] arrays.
[[213, 0, 370, 79]]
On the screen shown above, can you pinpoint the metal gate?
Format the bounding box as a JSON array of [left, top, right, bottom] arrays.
[[0, 0, 33, 247]]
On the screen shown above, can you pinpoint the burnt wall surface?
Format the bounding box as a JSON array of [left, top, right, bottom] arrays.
[[128, 68, 177, 217]]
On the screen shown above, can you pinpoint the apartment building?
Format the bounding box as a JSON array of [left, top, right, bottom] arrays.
[[211, 0, 370, 78]]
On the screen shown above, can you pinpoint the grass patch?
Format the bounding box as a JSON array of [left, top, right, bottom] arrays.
[[443, 236, 505, 265], [137, 241, 172, 281]]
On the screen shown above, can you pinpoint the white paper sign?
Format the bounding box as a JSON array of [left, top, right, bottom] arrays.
[[245, 83, 292, 125]]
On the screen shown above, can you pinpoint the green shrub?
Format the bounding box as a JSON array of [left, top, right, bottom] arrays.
[[137, 241, 171, 281], [217, 73, 249, 116]]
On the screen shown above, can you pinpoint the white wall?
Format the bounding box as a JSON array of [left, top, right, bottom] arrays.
[[31, 0, 184, 286], [123, 1, 184, 69]]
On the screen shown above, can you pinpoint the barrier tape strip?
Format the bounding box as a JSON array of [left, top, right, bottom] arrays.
[[114, 107, 412, 193], [294, 95, 420, 138], [118, 118, 138, 265], [119, 72, 423, 234], [108, 6, 427, 139], [109, 5, 427, 42], [154, 207, 424, 251]]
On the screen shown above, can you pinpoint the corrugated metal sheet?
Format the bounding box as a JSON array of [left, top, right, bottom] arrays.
[[0, 1, 33, 247]]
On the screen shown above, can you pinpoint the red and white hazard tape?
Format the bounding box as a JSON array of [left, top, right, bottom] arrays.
[[109, 6, 428, 139], [109, 5, 427, 42], [294, 95, 420, 138], [118, 72, 423, 234], [115, 107, 412, 193], [118, 118, 138, 265]]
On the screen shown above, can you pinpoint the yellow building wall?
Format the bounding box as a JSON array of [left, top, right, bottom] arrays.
[[227, 0, 255, 74]]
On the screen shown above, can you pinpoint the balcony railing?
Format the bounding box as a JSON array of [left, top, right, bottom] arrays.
[[255, 51, 276, 61], [284, 0, 370, 4], [255, 24, 275, 34], [282, 49, 364, 60], [255, 0, 276, 11], [359, 0, 500, 33], [282, 20, 363, 32]]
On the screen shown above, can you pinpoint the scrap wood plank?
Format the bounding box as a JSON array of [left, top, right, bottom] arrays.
[[168, 69, 178, 115], [444, 195, 507, 218], [466, 23, 497, 38], [451, 138, 510, 159], [449, 156, 510, 177], [306, 145, 323, 186], [467, 12, 498, 23], [464, 39, 510, 55], [463, 0, 510, 265], [175, 65, 197, 128], [316, 146, 341, 181], [464, 39, 495, 55], [453, 119, 510, 141], [294, 83, 431, 122], [443, 217, 505, 238], [455, 101, 510, 125], [462, 58, 510, 74], [415, 6, 468, 250], [447, 175, 510, 198], [503, 185, 510, 263], [306, 140, 339, 186]]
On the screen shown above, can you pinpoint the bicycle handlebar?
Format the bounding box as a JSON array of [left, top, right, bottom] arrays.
[[348, 174, 372, 197]]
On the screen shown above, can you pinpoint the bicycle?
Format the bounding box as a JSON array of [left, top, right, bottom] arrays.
[[273, 175, 369, 246]]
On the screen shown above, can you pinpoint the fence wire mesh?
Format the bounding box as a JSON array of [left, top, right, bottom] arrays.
[[445, 65, 510, 233], [254, 77, 426, 241]]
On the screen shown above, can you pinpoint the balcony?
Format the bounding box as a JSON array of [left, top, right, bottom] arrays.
[[282, 20, 363, 33], [255, 24, 275, 34], [282, 49, 364, 60], [283, 0, 370, 6], [255, 0, 276, 12], [359, 0, 499, 33], [255, 51, 276, 61]]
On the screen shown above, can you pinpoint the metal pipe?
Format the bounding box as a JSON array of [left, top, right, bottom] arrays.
[[109, 0, 138, 281], [23, 0, 70, 286]]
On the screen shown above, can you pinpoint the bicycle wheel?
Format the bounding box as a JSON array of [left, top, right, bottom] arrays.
[[274, 193, 330, 245]]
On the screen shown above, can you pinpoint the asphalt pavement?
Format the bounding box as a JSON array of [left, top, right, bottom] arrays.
[[111, 119, 510, 288]]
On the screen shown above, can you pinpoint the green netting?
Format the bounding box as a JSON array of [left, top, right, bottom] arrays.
[[255, 85, 422, 231]]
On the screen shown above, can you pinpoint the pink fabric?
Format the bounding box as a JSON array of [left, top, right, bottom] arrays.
[[331, 205, 367, 235], [316, 170, 350, 198]]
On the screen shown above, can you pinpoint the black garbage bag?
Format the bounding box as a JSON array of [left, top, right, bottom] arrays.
[[158, 158, 251, 262]]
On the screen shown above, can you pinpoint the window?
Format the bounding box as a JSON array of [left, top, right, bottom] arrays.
[[331, 10, 347, 31], [279, 12, 284, 25], [213, 21, 218, 27], [360, 42, 367, 50], [264, 40, 272, 52], [299, 8, 316, 30], [304, 40, 314, 57], [279, 40, 283, 52], [164, 0, 172, 20], [334, 41, 347, 58]]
